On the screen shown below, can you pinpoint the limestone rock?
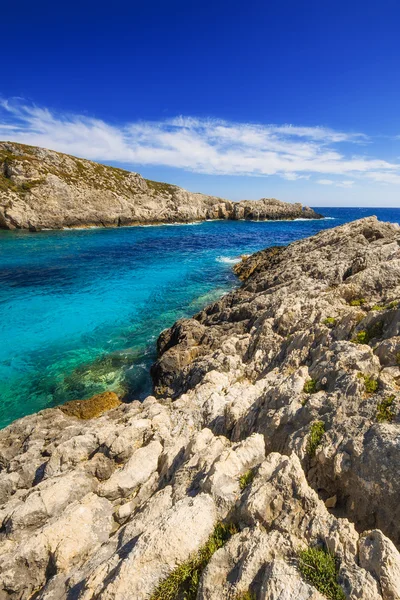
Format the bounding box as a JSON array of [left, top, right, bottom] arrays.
[[0, 142, 322, 230], [1, 217, 400, 598], [99, 439, 163, 500]]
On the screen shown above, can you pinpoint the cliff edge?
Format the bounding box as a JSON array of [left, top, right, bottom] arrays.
[[0, 141, 322, 230]]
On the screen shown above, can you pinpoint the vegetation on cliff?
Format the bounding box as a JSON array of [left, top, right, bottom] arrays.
[[0, 141, 322, 230]]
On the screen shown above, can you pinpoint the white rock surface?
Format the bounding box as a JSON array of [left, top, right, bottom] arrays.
[[1, 217, 400, 599]]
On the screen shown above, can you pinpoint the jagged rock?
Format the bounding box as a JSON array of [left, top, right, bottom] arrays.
[[99, 440, 163, 500], [1, 217, 400, 599], [0, 142, 322, 230], [153, 216, 400, 545]]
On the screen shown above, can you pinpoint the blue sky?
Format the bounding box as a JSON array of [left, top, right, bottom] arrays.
[[1, 0, 400, 207]]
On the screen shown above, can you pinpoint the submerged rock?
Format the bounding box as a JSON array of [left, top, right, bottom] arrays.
[[59, 391, 121, 419], [0, 142, 322, 230], [1, 217, 400, 599]]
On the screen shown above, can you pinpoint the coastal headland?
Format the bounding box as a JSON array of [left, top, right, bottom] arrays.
[[0, 141, 322, 231]]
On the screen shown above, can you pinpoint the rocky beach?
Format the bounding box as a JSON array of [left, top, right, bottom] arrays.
[[0, 142, 321, 231], [1, 216, 400, 599]]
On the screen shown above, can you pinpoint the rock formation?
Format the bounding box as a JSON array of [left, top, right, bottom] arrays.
[[0, 141, 322, 230], [1, 216, 400, 599]]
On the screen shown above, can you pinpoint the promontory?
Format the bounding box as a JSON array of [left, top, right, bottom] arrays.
[[0, 141, 322, 230]]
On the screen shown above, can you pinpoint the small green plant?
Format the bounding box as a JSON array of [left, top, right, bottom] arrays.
[[150, 522, 238, 600], [307, 421, 325, 457], [234, 592, 256, 600], [371, 304, 385, 311], [352, 320, 384, 345], [239, 469, 256, 491], [377, 395, 396, 423], [298, 546, 346, 600], [303, 379, 318, 394], [387, 301, 399, 309], [352, 330, 369, 344], [358, 373, 379, 394], [323, 317, 336, 327], [349, 298, 366, 307]]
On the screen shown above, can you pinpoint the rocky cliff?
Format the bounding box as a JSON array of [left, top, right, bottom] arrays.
[[1, 217, 400, 600], [0, 141, 322, 230]]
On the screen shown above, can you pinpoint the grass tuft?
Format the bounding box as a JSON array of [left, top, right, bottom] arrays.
[[323, 317, 336, 327], [358, 373, 379, 394], [352, 330, 369, 344], [150, 522, 238, 600], [377, 395, 396, 423], [239, 469, 256, 491], [349, 298, 366, 307], [303, 379, 318, 394], [387, 301, 399, 309], [306, 421, 325, 457], [352, 320, 384, 345], [298, 546, 346, 600]]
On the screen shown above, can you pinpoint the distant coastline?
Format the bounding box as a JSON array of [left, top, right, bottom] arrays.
[[0, 141, 323, 231]]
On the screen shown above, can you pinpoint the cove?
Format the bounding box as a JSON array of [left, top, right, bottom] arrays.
[[0, 206, 399, 428]]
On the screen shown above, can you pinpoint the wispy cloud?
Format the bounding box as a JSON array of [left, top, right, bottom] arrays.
[[1, 98, 399, 185], [317, 179, 335, 185]]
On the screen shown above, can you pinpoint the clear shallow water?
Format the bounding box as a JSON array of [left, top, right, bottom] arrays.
[[0, 207, 399, 428]]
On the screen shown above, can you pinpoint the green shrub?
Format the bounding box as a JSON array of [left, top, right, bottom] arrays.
[[349, 298, 366, 307], [298, 546, 346, 600], [358, 373, 379, 394], [239, 469, 256, 491], [371, 304, 385, 311], [323, 317, 336, 327], [352, 321, 383, 345], [351, 330, 369, 344], [150, 522, 238, 600], [377, 395, 396, 423], [303, 379, 318, 394], [307, 421, 325, 457], [387, 301, 399, 309]]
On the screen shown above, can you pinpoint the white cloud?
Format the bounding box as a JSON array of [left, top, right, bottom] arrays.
[[337, 180, 355, 188], [0, 99, 400, 184]]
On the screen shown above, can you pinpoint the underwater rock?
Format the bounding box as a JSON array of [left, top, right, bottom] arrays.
[[59, 391, 121, 419]]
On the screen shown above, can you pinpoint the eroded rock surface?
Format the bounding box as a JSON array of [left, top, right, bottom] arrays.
[[1, 217, 400, 599], [0, 141, 321, 230]]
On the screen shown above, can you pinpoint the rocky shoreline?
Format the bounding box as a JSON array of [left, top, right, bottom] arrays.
[[1, 216, 400, 599], [0, 142, 322, 231]]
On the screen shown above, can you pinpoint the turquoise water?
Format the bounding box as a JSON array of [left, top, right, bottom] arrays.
[[0, 207, 399, 428]]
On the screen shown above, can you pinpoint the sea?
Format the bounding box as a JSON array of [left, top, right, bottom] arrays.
[[0, 206, 399, 428]]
